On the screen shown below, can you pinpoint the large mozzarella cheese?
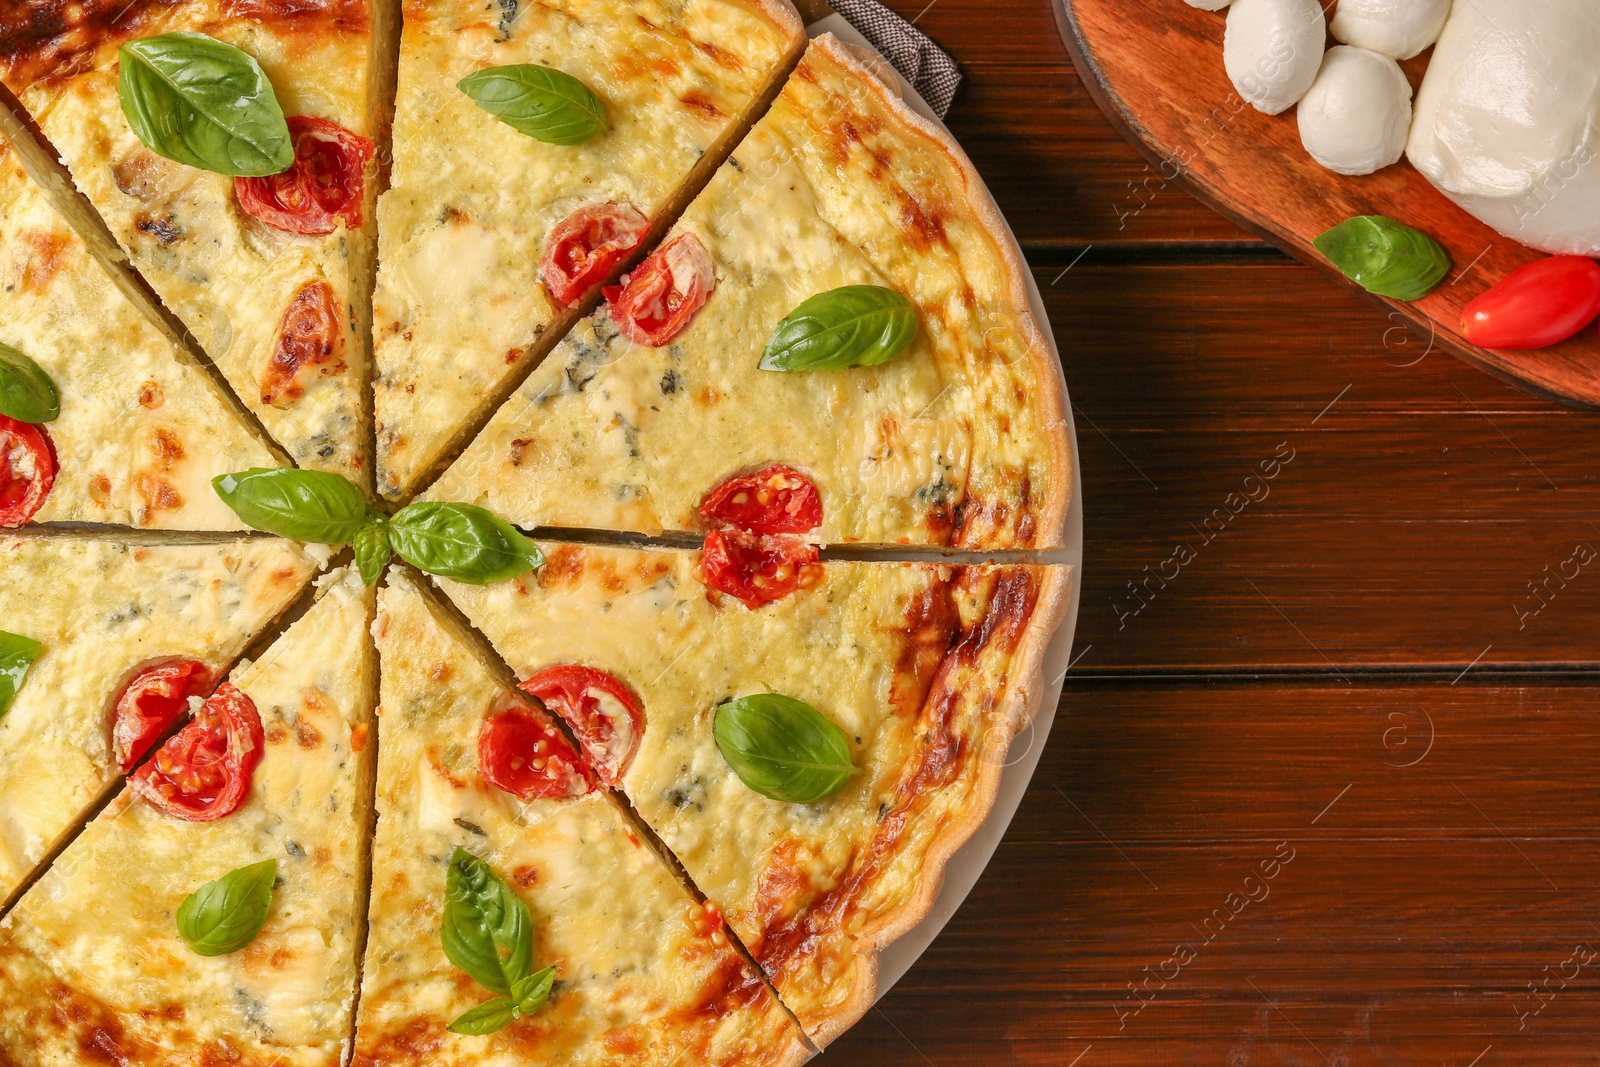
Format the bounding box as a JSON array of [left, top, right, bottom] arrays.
[[427, 38, 1065, 551], [371, 0, 804, 500], [1330, 0, 1452, 60], [1223, 0, 1326, 115], [0, 569, 375, 1067], [354, 570, 806, 1067], [0, 537, 315, 904], [0, 146, 282, 529], [1407, 0, 1600, 255], [1298, 46, 1413, 176]]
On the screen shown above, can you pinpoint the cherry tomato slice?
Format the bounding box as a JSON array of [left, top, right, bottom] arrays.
[[698, 529, 822, 609], [1462, 256, 1600, 350], [602, 233, 715, 347], [519, 665, 644, 786], [478, 703, 594, 800], [0, 415, 55, 528], [235, 116, 374, 236], [260, 280, 343, 405], [130, 683, 264, 822], [541, 202, 649, 307], [110, 659, 214, 770], [700, 465, 822, 536]]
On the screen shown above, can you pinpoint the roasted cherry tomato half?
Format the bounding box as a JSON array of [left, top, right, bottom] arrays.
[[700, 464, 822, 537], [478, 703, 594, 800], [260, 280, 343, 405], [0, 415, 56, 527], [519, 665, 644, 786], [235, 116, 374, 236], [541, 202, 649, 307], [1462, 256, 1600, 350], [111, 658, 214, 770], [603, 233, 715, 347], [699, 529, 821, 609], [131, 682, 264, 822]]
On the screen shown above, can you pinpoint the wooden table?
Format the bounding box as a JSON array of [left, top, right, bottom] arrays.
[[827, 2, 1600, 1063]]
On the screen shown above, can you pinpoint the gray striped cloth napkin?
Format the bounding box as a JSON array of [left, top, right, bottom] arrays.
[[830, 0, 964, 117]]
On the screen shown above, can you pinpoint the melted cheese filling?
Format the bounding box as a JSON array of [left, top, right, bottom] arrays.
[[0, 538, 315, 902], [372, 0, 800, 498], [428, 41, 1060, 549], [13, 7, 375, 480], [0, 570, 375, 1066], [355, 571, 803, 1067]]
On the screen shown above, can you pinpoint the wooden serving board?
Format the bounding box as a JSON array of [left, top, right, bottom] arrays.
[[1053, 0, 1600, 408]]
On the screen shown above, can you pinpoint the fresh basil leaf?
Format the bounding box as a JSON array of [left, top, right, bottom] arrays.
[[176, 859, 277, 956], [1313, 215, 1451, 302], [0, 631, 41, 721], [389, 503, 543, 585], [0, 344, 59, 424], [440, 847, 535, 996], [458, 64, 606, 146], [714, 694, 862, 804], [447, 997, 519, 1036], [354, 521, 392, 587], [213, 468, 377, 544], [512, 966, 556, 1014], [118, 32, 293, 177], [759, 285, 919, 373]]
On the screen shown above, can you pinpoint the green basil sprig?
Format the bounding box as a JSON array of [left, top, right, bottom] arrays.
[[214, 468, 377, 545], [213, 469, 542, 586], [0, 344, 59, 424], [458, 64, 607, 146], [0, 631, 41, 721], [442, 847, 557, 1035], [387, 502, 544, 586], [760, 285, 919, 373], [118, 32, 293, 177], [1313, 215, 1451, 302], [714, 694, 861, 804], [176, 859, 277, 956]]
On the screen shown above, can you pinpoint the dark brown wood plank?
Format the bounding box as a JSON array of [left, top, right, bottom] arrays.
[[1057, 0, 1600, 407], [829, 680, 1600, 1064], [868, 0, 1256, 247], [1039, 262, 1600, 672]]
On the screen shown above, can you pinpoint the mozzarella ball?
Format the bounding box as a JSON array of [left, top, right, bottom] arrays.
[[1331, 0, 1451, 60], [1223, 0, 1327, 115], [1298, 46, 1414, 175], [1186, 0, 1234, 10]]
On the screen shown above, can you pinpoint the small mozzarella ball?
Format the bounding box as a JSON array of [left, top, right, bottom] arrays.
[[1187, 0, 1234, 10], [1224, 0, 1327, 115], [1298, 45, 1414, 175], [1331, 0, 1452, 60]]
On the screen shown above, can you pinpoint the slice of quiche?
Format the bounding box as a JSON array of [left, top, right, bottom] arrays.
[[371, 0, 805, 500], [0, 567, 375, 1067], [434, 542, 1070, 1044], [0, 534, 316, 907], [353, 568, 808, 1066], [426, 35, 1069, 549], [0, 0, 381, 482], [0, 139, 285, 529]]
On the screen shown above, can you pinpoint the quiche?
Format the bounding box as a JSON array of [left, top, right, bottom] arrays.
[[0, 567, 376, 1067], [433, 541, 1071, 1043], [0, 0, 381, 482], [371, 0, 805, 500], [426, 35, 1068, 549], [0, 140, 284, 530], [353, 568, 808, 1066], [0, 534, 316, 907]]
